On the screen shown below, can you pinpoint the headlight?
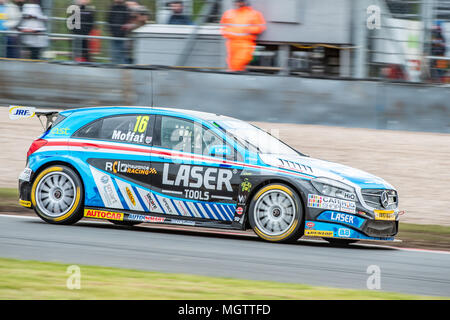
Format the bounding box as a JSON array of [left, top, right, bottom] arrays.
[[311, 177, 357, 201]]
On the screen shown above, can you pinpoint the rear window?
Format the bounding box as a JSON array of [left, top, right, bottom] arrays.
[[73, 114, 153, 146]]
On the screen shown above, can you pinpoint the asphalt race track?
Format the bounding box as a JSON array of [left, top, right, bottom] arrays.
[[0, 215, 449, 297]]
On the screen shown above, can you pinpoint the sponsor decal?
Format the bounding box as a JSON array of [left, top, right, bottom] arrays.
[[308, 194, 356, 214], [145, 193, 158, 211], [163, 164, 233, 192], [19, 200, 32, 208], [184, 189, 210, 201], [304, 230, 334, 237], [84, 209, 124, 221], [241, 178, 252, 192], [128, 214, 165, 223], [306, 222, 315, 229], [236, 207, 244, 215], [340, 200, 356, 214], [103, 184, 119, 207], [338, 228, 351, 238], [170, 219, 195, 226], [162, 198, 173, 214], [9, 106, 36, 120], [318, 211, 364, 228], [374, 210, 396, 221], [51, 127, 70, 135], [125, 187, 136, 206], [106, 161, 157, 176], [100, 175, 109, 184]]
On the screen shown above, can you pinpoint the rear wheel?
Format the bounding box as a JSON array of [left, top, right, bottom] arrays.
[[31, 165, 84, 225], [248, 183, 304, 243]]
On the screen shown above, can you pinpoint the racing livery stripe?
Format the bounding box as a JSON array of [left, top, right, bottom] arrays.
[[153, 194, 166, 214], [170, 199, 182, 216], [111, 178, 130, 211], [213, 204, 226, 221], [132, 185, 148, 213], [193, 202, 207, 219], [40, 139, 315, 180], [219, 205, 232, 221]]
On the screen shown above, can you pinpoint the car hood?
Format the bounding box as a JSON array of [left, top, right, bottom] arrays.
[[259, 154, 395, 190]]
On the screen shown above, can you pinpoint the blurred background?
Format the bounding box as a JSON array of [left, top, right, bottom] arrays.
[[1, 0, 450, 79]]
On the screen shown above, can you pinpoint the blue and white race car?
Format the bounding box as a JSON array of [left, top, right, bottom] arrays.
[[18, 106, 399, 244]]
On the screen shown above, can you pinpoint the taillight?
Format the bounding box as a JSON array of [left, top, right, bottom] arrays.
[[27, 139, 48, 158]]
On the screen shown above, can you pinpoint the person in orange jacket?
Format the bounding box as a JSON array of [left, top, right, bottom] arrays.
[[220, 0, 266, 72]]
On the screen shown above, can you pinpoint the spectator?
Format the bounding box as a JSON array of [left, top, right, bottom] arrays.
[[107, 0, 129, 64], [18, 0, 48, 60], [122, 3, 149, 64], [220, 0, 266, 72], [6, 0, 22, 58], [0, 0, 22, 58], [430, 25, 447, 83], [167, 1, 192, 25], [72, 0, 95, 62]]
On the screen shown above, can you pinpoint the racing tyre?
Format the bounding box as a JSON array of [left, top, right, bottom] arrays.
[[31, 165, 84, 225], [324, 238, 358, 246], [248, 183, 304, 243]]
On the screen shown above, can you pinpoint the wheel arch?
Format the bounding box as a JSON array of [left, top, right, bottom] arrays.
[[31, 160, 85, 196]]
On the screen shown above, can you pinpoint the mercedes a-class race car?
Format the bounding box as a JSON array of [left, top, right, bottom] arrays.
[[17, 106, 400, 244]]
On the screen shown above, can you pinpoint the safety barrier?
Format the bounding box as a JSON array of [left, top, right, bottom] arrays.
[[0, 60, 449, 133]]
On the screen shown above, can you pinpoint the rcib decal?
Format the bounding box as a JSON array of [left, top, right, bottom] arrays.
[[105, 161, 157, 176]]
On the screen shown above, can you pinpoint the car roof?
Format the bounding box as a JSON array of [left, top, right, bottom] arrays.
[[60, 106, 237, 122]]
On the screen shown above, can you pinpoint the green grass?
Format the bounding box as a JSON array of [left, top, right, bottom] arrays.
[[0, 188, 18, 199], [0, 257, 444, 300]]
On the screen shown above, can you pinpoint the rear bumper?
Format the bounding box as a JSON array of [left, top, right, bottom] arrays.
[[18, 168, 34, 209]]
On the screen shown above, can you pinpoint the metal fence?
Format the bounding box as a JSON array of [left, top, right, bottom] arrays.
[[0, 0, 449, 83]]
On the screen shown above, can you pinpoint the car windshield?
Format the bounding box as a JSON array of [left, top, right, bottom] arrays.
[[211, 119, 301, 156]]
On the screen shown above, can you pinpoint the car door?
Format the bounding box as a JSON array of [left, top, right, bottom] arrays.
[[71, 113, 155, 212], [148, 115, 242, 222]]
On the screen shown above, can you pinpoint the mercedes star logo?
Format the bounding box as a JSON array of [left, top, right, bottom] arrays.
[[380, 191, 389, 208]]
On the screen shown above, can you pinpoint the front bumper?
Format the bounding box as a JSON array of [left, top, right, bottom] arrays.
[[304, 220, 397, 241]]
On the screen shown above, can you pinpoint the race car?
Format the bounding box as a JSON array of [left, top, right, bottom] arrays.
[[17, 106, 400, 244]]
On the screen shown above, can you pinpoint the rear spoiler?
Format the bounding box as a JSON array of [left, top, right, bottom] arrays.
[[35, 110, 60, 131], [9, 106, 61, 131]]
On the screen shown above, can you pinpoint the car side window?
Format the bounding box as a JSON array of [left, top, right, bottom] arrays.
[[157, 116, 236, 159], [73, 114, 154, 146]]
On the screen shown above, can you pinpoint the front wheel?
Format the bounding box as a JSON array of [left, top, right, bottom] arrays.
[[248, 183, 304, 243], [31, 165, 84, 225]]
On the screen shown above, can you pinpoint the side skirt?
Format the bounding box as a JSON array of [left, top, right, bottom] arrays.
[[83, 207, 245, 230]]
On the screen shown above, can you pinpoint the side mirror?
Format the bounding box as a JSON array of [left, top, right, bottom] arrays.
[[208, 145, 231, 158]]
